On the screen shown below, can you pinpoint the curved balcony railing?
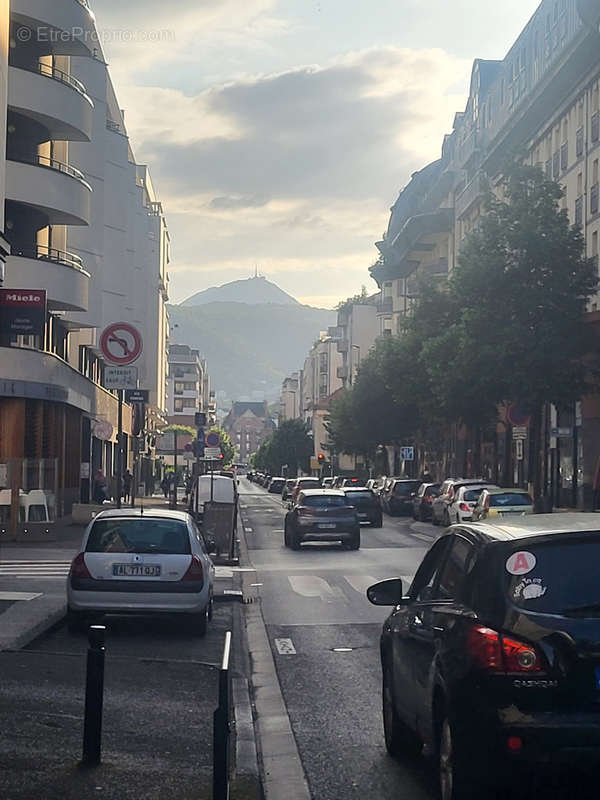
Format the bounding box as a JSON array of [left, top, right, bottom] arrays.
[[14, 244, 87, 272], [13, 61, 93, 104], [8, 151, 92, 191]]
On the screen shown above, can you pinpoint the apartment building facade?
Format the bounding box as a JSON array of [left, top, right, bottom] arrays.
[[369, 0, 600, 507], [0, 0, 170, 516], [223, 401, 274, 463], [328, 299, 378, 386], [166, 344, 207, 428], [279, 372, 300, 422]]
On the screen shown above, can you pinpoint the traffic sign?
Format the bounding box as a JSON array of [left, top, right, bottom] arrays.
[[516, 439, 524, 461], [195, 412, 207, 427], [100, 322, 143, 365], [507, 404, 531, 427], [206, 432, 220, 447], [105, 366, 138, 389], [512, 426, 528, 440], [197, 429, 206, 446], [204, 447, 221, 459], [125, 389, 149, 403], [551, 427, 572, 438], [400, 446, 414, 461]]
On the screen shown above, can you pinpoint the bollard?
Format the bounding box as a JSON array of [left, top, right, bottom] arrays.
[[82, 624, 106, 767], [213, 631, 232, 800]]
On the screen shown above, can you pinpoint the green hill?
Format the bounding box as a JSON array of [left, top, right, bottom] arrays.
[[167, 301, 336, 401]]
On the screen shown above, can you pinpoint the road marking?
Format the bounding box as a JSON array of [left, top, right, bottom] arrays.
[[0, 560, 71, 578], [0, 591, 43, 601], [288, 575, 345, 601], [412, 533, 433, 542], [275, 637, 296, 655], [272, 529, 284, 533], [343, 575, 378, 595], [215, 567, 234, 578], [245, 528, 253, 533]]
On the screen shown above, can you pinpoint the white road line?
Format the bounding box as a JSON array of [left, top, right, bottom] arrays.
[[275, 637, 296, 655], [0, 591, 43, 601], [412, 533, 433, 542], [343, 575, 378, 596], [288, 575, 345, 601]]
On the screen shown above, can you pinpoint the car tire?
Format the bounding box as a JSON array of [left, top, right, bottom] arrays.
[[290, 530, 301, 550], [382, 661, 421, 759], [372, 517, 383, 529], [66, 610, 87, 635], [443, 509, 451, 527], [192, 604, 209, 638], [346, 532, 360, 550], [284, 521, 290, 547], [438, 715, 492, 800], [432, 513, 440, 526]]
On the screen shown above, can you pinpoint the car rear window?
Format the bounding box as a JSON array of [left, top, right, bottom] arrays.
[[86, 519, 191, 554], [394, 482, 420, 495], [344, 491, 375, 501], [298, 480, 320, 489], [302, 495, 347, 508], [505, 537, 600, 614], [464, 488, 485, 501], [425, 486, 440, 496], [490, 493, 532, 507], [271, 480, 284, 487]]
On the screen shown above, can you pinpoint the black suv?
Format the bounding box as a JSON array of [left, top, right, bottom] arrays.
[[367, 514, 600, 799], [381, 479, 422, 516], [284, 490, 360, 550], [343, 487, 383, 527], [412, 482, 441, 521]]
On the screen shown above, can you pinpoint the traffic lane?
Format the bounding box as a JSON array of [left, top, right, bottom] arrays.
[[268, 622, 437, 800]]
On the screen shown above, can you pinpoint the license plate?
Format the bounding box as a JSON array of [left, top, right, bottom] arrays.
[[318, 523, 336, 530], [112, 564, 161, 577]]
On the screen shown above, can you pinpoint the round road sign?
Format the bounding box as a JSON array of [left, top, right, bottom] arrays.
[[100, 323, 143, 365], [206, 431, 220, 447]]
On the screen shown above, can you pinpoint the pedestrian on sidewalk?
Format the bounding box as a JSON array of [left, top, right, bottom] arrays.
[[93, 469, 108, 504], [123, 469, 133, 503]]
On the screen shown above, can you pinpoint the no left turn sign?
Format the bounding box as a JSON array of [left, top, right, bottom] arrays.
[[100, 322, 143, 365]]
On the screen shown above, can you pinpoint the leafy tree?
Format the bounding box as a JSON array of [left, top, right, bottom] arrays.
[[252, 420, 312, 475], [207, 426, 235, 467]]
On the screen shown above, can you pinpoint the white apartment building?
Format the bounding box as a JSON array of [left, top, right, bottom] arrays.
[[166, 344, 206, 427], [301, 335, 343, 462], [0, 0, 170, 513], [329, 300, 378, 386], [279, 372, 300, 422]]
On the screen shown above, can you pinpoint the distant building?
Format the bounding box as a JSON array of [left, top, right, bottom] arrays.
[[279, 373, 301, 421], [328, 299, 378, 386], [166, 345, 206, 428], [223, 401, 275, 462]]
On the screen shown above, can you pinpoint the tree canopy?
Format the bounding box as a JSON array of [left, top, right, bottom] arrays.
[[253, 419, 313, 475]]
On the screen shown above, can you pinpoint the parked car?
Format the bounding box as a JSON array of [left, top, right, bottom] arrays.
[[340, 477, 361, 487], [366, 478, 384, 496], [367, 514, 600, 799], [322, 477, 333, 489], [268, 477, 286, 494], [381, 479, 422, 516], [282, 478, 297, 501], [290, 476, 321, 503], [431, 478, 488, 527], [446, 484, 499, 524], [284, 490, 360, 550], [472, 488, 534, 521], [343, 487, 383, 527], [67, 508, 215, 636], [412, 482, 441, 521], [330, 476, 344, 488]]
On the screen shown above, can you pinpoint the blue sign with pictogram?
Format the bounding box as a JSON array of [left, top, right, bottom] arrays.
[[400, 446, 415, 461]]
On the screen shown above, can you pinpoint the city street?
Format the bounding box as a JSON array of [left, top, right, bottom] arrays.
[[239, 478, 597, 800]]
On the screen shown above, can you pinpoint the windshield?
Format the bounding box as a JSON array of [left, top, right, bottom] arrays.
[[490, 493, 533, 507], [463, 489, 485, 501], [505, 538, 600, 615], [394, 482, 420, 496], [86, 519, 191, 554], [302, 495, 347, 508]]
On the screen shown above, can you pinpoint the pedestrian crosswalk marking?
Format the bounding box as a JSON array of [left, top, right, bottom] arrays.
[[0, 591, 43, 601], [0, 560, 71, 579]]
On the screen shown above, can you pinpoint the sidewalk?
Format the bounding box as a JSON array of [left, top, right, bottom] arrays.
[[0, 499, 262, 800]]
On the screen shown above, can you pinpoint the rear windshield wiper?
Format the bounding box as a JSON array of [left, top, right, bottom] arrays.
[[560, 603, 600, 617]]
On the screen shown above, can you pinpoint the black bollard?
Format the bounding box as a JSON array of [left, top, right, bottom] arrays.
[[213, 631, 232, 800], [82, 624, 106, 766]]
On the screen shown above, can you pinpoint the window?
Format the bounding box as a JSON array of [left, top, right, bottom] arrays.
[[435, 536, 475, 602], [319, 352, 328, 374], [575, 195, 583, 226], [577, 171, 583, 196], [553, 150, 560, 179], [411, 538, 450, 602], [591, 183, 599, 216], [576, 126, 584, 157], [560, 141, 568, 171], [174, 382, 184, 395], [174, 399, 184, 412], [545, 159, 552, 178], [592, 111, 600, 144]]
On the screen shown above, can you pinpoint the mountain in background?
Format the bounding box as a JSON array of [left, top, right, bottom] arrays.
[[170, 276, 336, 402], [182, 275, 299, 307]]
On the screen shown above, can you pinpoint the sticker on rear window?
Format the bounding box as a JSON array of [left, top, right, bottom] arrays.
[[506, 551, 536, 576], [512, 577, 547, 600]]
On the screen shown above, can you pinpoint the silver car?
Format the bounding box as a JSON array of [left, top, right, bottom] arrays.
[[67, 508, 215, 636]]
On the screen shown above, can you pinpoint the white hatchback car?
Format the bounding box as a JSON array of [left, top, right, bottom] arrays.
[[446, 484, 499, 524], [67, 508, 215, 636]]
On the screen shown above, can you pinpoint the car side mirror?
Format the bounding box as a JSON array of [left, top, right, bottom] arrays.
[[367, 578, 408, 606]]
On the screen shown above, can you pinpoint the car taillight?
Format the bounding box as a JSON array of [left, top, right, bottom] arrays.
[[182, 555, 204, 582], [467, 625, 544, 673], [484, 495, 491, 510], [69, 552, 91, 579], [424, 495, 432, 503], [459, 503, 471, 512]]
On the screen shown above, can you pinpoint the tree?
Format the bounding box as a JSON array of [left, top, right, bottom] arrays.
[[206, 426, 235, 467], [446, 162, 599, 495], [253, 420, 312, 475]]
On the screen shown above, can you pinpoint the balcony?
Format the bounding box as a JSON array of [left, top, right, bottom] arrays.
[[7, 154, 91, 226], [377, 297, 393, 314], [5, 246, 90, 312], [336, 366, 349, 380], [12, 0, 97, 56], [336, 340, 349, 354], [9, 64, 94, 142], [455, 171, 486, 220]]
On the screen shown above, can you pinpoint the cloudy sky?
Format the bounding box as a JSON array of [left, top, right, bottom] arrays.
[[93, 0, 541, 307]]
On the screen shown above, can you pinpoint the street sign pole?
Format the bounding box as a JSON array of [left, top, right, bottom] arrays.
[[116, 391, 123, 509]]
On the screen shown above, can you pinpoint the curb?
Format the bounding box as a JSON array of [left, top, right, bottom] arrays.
[[232, 677, 263, 799], [0, 597, 66, 652]]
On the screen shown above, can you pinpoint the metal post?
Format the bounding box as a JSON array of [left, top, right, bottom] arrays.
[[116, 393, 123, 509], [82, 625, 106, 767], [171, 431, 178, 509], [213, 631, 232, 800]]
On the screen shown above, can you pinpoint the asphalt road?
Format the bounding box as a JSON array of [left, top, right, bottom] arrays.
[[239, 479, 438, 800], [239, 479, 598, 800]]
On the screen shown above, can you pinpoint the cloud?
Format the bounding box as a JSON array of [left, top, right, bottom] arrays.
[[209, 194, 270, 210]]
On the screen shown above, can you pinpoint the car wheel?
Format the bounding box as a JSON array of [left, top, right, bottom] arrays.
[[346, 531, 360, 550], [438, 716, 491, 800], [432, 513, 440, 526], [192, 604, 209, 637], [66, 610, 87, 635], [208, 591, 214, 621], [443, 509, 451, 527], [290, 530, 301, 550], [372, 517, 383, 529], [382, 661, 421, 759], [284, 521, 290, 547]]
